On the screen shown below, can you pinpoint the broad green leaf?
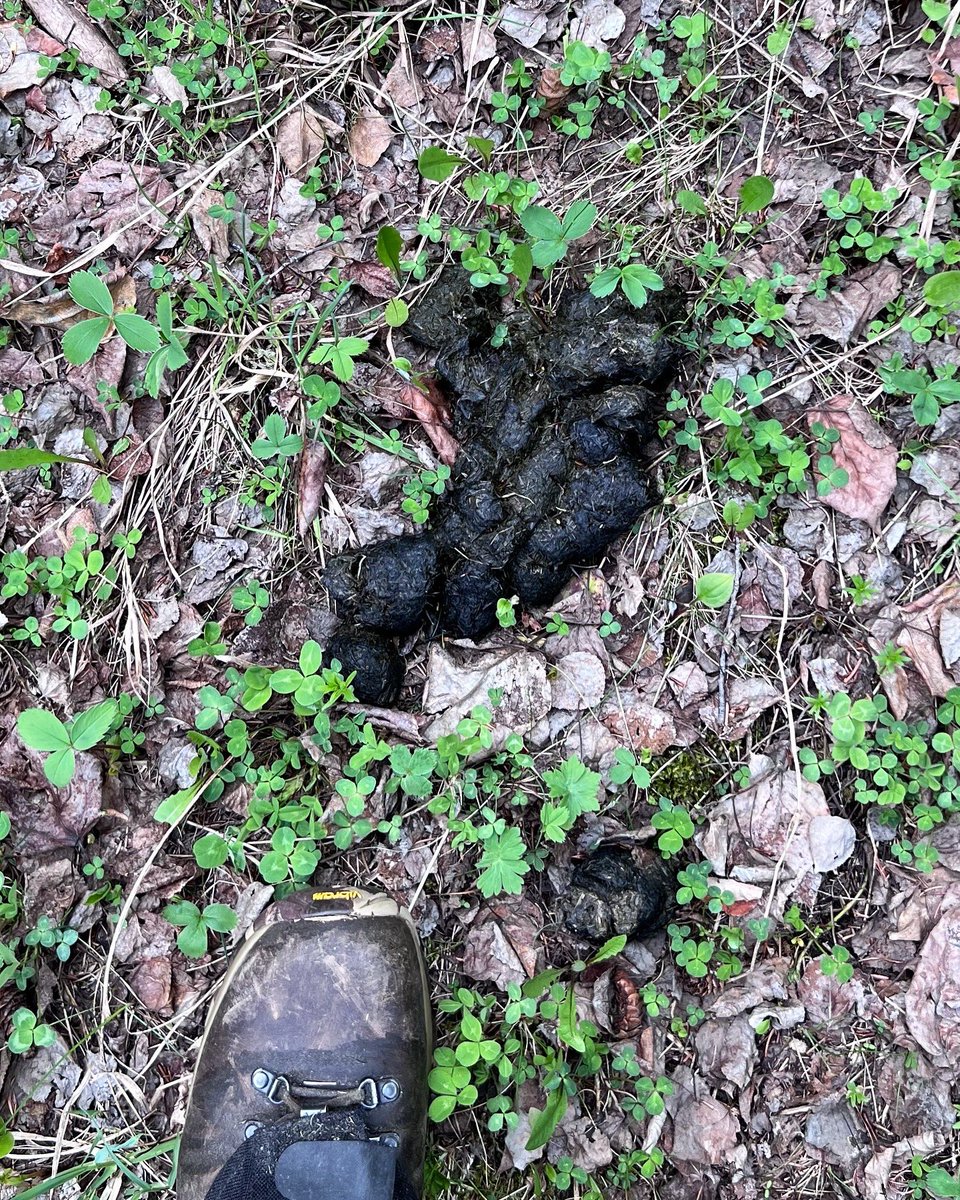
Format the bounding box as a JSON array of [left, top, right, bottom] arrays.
[[531, 239, 567, 269], [62, 316, 111, 366], [676, 189, 707, 215], [155, 784, 200, 824], [511, 242, 533, 289], [259, 851, 289, 883], [695, 571, 735, 608], [561, 199, 598, 240], [69, 699, 118, 751], [194, 832, 229, 869], [589, 265, 621, 298], [163, 899, 200, 927], [766, 24, 790, 54], [428, 1094, 457, 1122], [557, 984, 586, 1052], [524, 1087, 568, 1152], [270, 668, 304, 694], [0, 1122, 14, 1157], [376, 225, 403, 278], [176, 918, 208, 958], [465, 135, 494, 163], [461, 1011, 483, 1041], [738, 174, 774, 214], [592, 934, 628, 962], [417, 146, 464, 181], [0, 447, 89, 472], [454, 1041, 480, 1066], [32, 1023, 56, 1049], [202, 903, 237, 933], [17, 708, 71, 751], [68, 269, 114, 317], [385, 297, 409, 327], [299, 640, 323, 676], [114, 312, 161, 353], [924, 270, 960, 311], [43, 747, 76, 788], [519, 205, 564, 240]]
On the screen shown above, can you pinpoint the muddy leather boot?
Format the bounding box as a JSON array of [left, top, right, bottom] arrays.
[[177, 889, 431, 1200]]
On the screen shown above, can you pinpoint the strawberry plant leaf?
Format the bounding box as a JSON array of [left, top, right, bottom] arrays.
[[68, 269, 114, 317], [62, 316, 111, 366]]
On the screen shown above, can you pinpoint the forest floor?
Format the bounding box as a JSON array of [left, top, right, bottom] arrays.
[[1, 0, 960, 1196]]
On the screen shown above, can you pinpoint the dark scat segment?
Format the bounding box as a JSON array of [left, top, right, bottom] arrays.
[[564, 845, 673, 942], [326, 535, 438, 635], [327, 630, 405, 707]]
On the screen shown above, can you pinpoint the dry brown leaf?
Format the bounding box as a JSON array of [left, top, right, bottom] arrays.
[[384, 54, 421, 107], [23, 0, 126, 83], [461, 898, 544, 989], [787, 261, 900, 345], [536, 65, 571, 110], [3, 272, 134, 330], [806, 394, 897, 530], [896, 579, 960, 697], [348, 113, 394, 168], [499, 2, 548, 48], [129, 956, 171, 1013], [0, 346, 44, 387], [277, 105, 327, 178], [185, 188, 230, 260], [667, 1067, 739, 1165], [570, 0, 626, 47], [297, 442, 329, 539], [344, 261, 397, 300], [930, 37, 960, 104], [906, 906, 960, 1068], [396, 380, 459, 466], [459, 19, 497, 69], [0, 22, 63, 97]]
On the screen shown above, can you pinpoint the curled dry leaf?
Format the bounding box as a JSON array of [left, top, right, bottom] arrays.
[[297, 441, 329, 539], [23, 0, 127, 83], [536, 65, 571, 110], [396, 379, 459, 466], [0, 22, 64, 98], [277, 104, 327, 178], [787, 261, 900, 346], [3, 271, 135, 331], [348, 113, 394, 168], [806, 393, 897, 530], [895, 579, 960, 697]]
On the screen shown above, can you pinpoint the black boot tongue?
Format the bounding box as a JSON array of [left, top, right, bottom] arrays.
[[274, 1141, 397, 1200]]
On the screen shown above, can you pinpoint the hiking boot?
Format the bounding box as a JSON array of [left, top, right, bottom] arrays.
[[177, 888, 431, 1200]]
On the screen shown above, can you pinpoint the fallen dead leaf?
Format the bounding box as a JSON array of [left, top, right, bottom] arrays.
[[694, 1015, 757, 1089], [667, 1067, 739, 1165], [787, 262, 901, 346], [395, 380, 459, 466], [896, 579, 960, 696], [384, 54, 421, 108], [536, 65, 571, 110], [806, 1094, 868, 1172], [0, 22, 64, 98], [499, 1, 548, 47], [551, 651, 606, 711], [570, 0, 626, 47], [906, 905, 960, 1068], [461, 897, 544, 989], [423, 643, 550, 744], [277, 105, 327, 178], [184, 187, 230, 260], [344, 261, 397, 300], [297, 441, 329, 539], [806, 394, 897, 530], [129, 956, 171, 1013], [459, 19, 497, 69], [23, 0, 127, 83], [348, 112, 394, 168], [808, 814, 856, 873]]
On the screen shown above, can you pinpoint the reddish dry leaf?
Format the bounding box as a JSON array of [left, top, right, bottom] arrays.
[[297, 441, 329, 539], [344, 260, 397, 300], [537, 65, 571, 110], [396, 380, 459, 466], [110, 432, 152, 481], [806, 394, 897, 530], [929, 37, 960, 103], [461, 898, 544, 989], [23, 0, 126, 82], [0, 22, 62, 97], [906, 907, 960, 1068], [129, 956, 171, 1013], [348, 113, 394, 167]]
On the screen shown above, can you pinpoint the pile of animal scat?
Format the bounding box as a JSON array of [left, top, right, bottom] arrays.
[[325, 274, 683, 704]]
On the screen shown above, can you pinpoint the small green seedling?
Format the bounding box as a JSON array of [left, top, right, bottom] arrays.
[[62, 271, 160, 366], [17, 700, 119, 787], [163, 899, 237, 958]]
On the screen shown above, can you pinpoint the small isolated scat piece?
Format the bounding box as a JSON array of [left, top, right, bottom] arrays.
[[328, 630, 404, 707], [564, 844, 673, 942], [325, 275, 682, 702]]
